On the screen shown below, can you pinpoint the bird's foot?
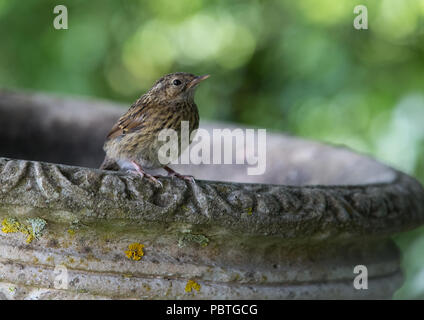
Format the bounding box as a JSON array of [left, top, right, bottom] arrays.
[[163, 166, 195, 183], [130, 161, 163, 187]]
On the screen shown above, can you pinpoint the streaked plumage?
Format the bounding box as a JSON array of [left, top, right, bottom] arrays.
[[100, 72, 209, 186]]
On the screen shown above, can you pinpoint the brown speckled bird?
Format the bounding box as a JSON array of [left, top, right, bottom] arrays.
[[100, 72, 209, 187]]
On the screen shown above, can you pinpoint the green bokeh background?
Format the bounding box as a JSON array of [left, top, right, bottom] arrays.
[[0, 0, 423, 298]]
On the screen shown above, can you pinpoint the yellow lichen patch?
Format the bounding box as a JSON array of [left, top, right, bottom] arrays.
[[1, 217, 46, 244], [26, 234, 34, 244], [125, 243, 145, 261], [1, 218, 21, 233], [185, 280, 201, 293], [2, 218, 32, 243]]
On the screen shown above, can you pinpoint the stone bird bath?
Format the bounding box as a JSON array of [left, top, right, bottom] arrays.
[[0, 90, 423, 300]]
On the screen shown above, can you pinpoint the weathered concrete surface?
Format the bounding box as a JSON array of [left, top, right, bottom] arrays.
[[0, 90, 423, 299]]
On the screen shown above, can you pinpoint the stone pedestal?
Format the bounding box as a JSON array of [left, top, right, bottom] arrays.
[[0, 90, 423, 299]]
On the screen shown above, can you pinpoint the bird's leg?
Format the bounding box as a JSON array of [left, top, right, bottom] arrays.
[[163, 166, 195, 183], [131, 161, 163, 187]]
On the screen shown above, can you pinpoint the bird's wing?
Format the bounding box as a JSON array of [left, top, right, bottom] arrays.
[[106, 100, 148, 140]]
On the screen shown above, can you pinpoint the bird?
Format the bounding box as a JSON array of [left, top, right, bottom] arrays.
[[100, 72, 209, 187]]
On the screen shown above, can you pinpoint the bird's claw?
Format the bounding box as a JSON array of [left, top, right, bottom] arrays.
[[162, 166, 195, 183], [145, 174, 163, 188], [127, 164, 163, 188], [168, 172, 195, 183]]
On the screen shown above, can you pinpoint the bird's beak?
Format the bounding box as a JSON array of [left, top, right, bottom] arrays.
[[187, 74, 210, 89]]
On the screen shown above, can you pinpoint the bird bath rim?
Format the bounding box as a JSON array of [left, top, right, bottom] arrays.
[[0, 90, 423, 299]]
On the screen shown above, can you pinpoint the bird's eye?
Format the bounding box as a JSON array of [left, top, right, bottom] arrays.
[[173, 79, 182, 86]]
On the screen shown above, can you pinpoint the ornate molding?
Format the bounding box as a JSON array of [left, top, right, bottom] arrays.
[[0, 90, 423, 299]]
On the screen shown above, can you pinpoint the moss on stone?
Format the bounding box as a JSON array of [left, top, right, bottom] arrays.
[[178, 230, 209, 248]]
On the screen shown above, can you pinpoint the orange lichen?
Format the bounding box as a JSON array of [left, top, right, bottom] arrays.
[[185, 280, 201, 293], [125, 243, 145, 261]]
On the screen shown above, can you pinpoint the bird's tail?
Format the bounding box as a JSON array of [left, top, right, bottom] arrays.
[[99, 156, 119, 171]]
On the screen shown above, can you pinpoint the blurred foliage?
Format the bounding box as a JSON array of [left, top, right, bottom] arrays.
[[0, 0, 424, 298]]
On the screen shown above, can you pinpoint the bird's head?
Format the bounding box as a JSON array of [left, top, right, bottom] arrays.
[[148, 72, 209, 103]]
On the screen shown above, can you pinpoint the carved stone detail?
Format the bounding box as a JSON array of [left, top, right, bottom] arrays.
[[0, 91, 423, 299]]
